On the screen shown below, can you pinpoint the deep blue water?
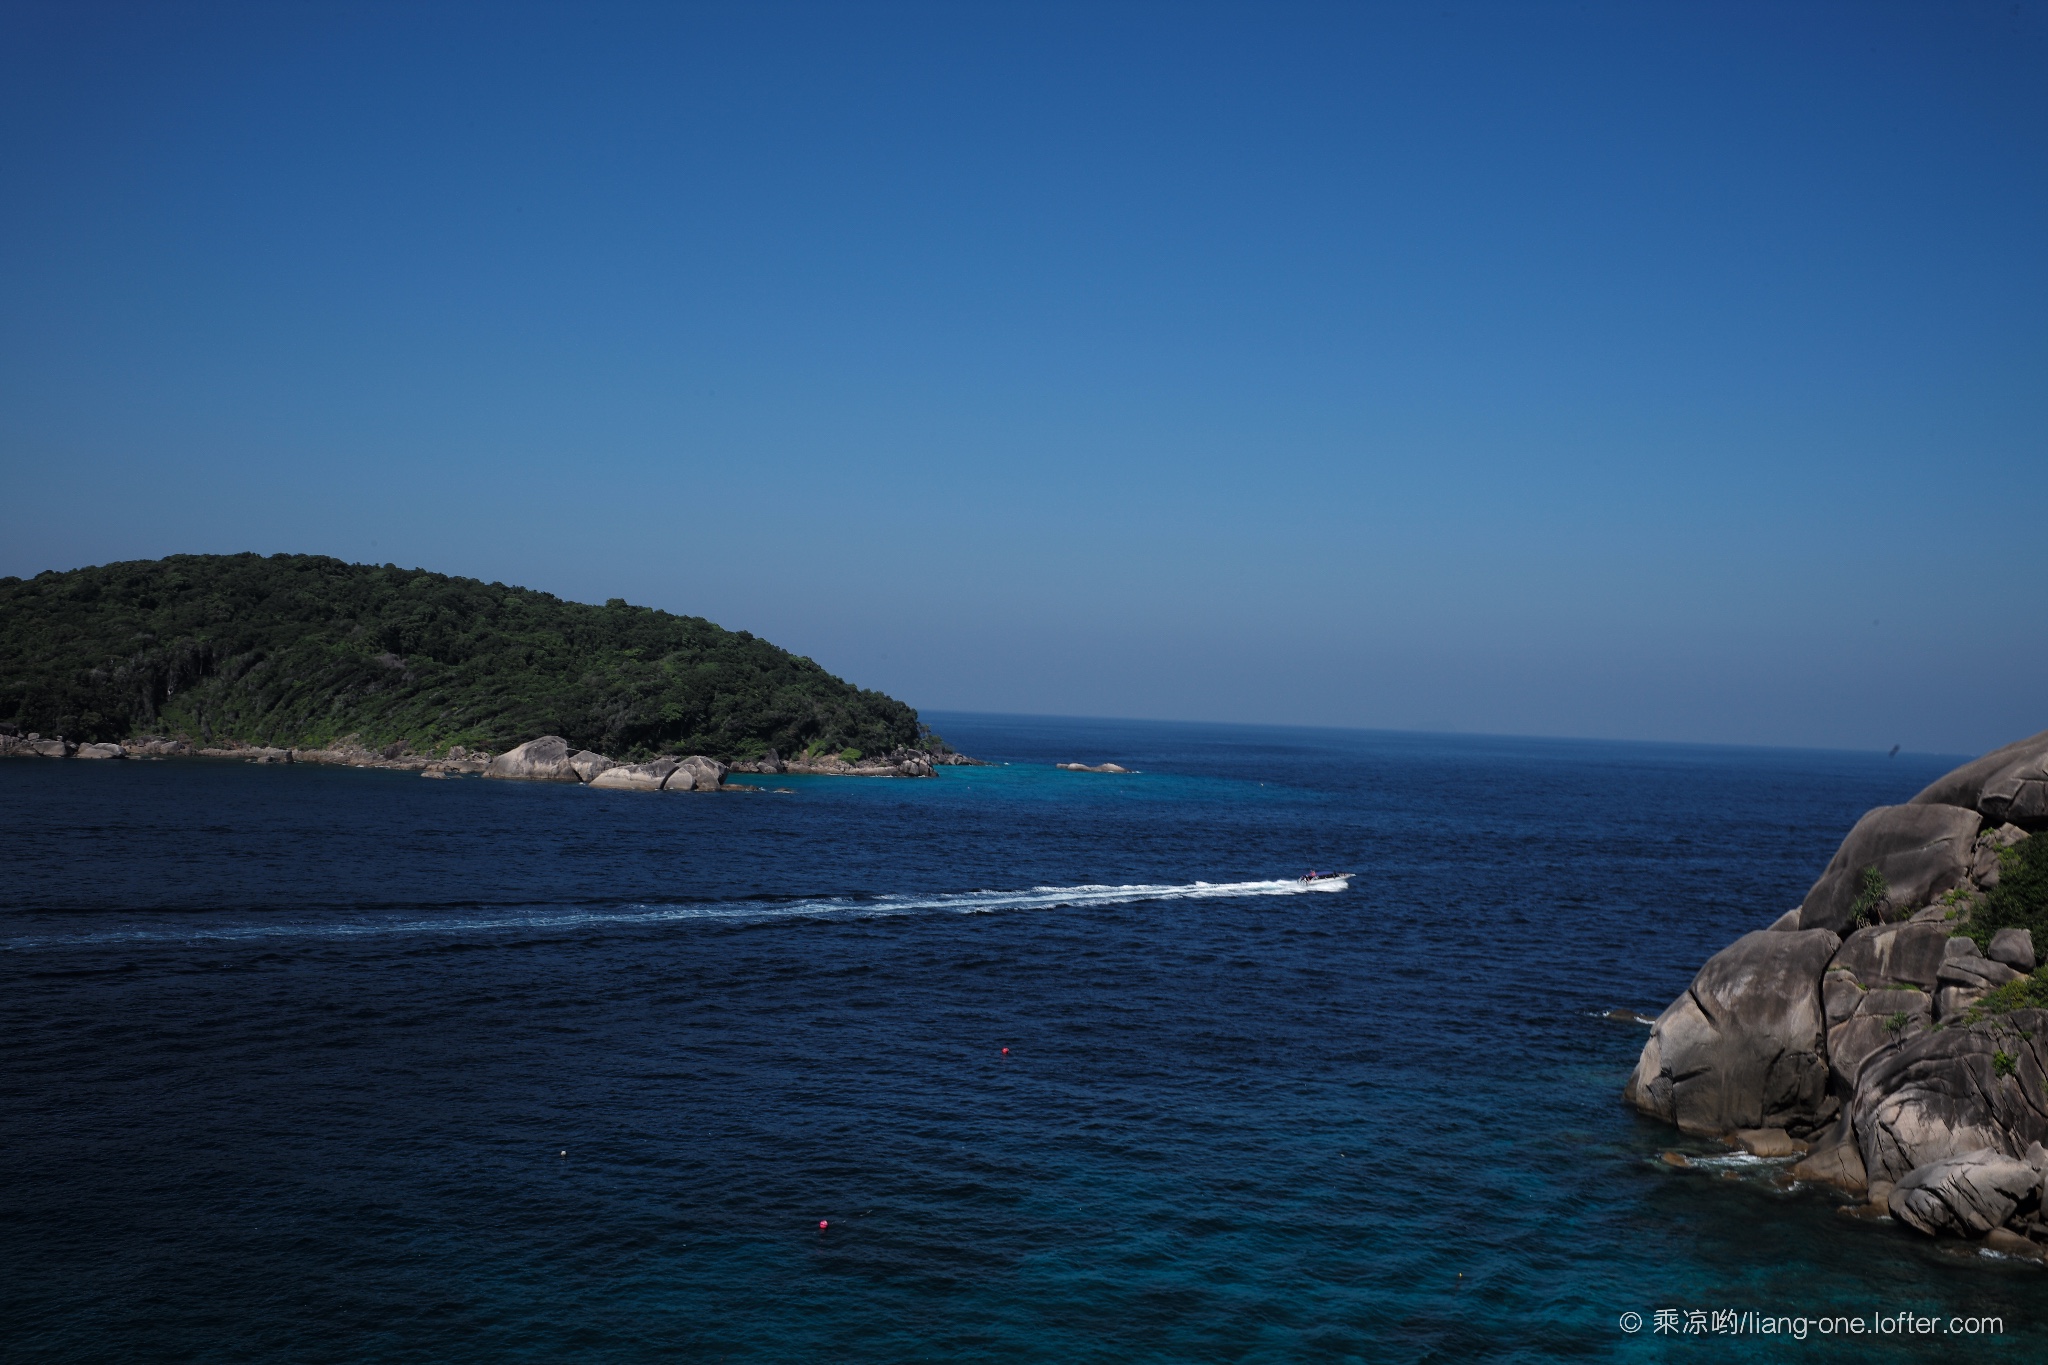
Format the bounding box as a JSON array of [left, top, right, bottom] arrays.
[[4, 714, 2043, 1362]]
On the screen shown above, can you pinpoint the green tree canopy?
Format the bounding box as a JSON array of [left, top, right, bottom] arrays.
[[0, 553, 924, 761]]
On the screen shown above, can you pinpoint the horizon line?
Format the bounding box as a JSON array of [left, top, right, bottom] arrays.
[[917, 707, 1979, 764]]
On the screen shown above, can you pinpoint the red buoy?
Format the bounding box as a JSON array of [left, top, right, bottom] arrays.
[[819, 1219, 828, 1230], [1001, 1047, 1009, 1055]]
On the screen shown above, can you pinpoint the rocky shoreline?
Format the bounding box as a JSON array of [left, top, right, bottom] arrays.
[[0, 730, 493, 773], [0, 728, 984, 787], [1628, 728, 2048, 1257], [729, 746, 987, 779]]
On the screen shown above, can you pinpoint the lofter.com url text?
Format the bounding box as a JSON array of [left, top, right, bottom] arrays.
[[1617, 1309, 2005, 1339]]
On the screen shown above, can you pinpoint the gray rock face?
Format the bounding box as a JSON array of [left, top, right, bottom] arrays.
[[1831, 1016, 1907, 1097], [29, 739, 71, 757], [1857, 986, 1932, 1022], [1635, 734, 2048, 1239], [1626, 928, 1841, 1136], [1990, 928, 2038, 973], [1827, 921, 1951, 992], [1824, 982, 1933, 1101], [1986, 1227, 2046, 1258], [74, 743, 124, 759], [1934, 943, 2024, 1020], [483, 736, 583, 782], [1911, 729, 2048, 816], [568, 751, 616, 783], [1887, 1148, 2042, 1236], [1985, 776, 2048, 829], [665, 756, 728, 792], [1798, 804, 1982, 933], [1822, 969, 1865, 1028], [1735, 1127, 1802, 1157], [1851, 1011, 2048, 1183], [1972, 825, 2029, 889], [127, 739, 189, 756], [589, 761, 676, 791], [1791, 1124, 1869, 1191]]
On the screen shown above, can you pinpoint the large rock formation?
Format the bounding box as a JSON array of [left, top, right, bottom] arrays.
[[1852, 1016, 2048, 1183], [1626, 929, 1841, 1135], [589, 760, 677, 791], [0, 734, 79, 757], [1990, 928, 2037, 972], [1911, 729, 2048, 827], [1827, 921, 1951, 992], [1796, 803, 1981, 934], [483, 739, 731, 793], [483, 736, 584, 783], [1632, 731, 2048, 1250], [1934, 938, 2024, 1018], [1887, 1148, 2043, 1237], [567, 750, 617, 783], [667, 756, 728, 791]]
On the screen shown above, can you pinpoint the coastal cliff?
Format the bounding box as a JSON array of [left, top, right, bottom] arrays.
[[1629, 729, 2048, 1250]]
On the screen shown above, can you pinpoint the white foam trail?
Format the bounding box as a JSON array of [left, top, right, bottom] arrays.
[[5, 877, 1350, 949]]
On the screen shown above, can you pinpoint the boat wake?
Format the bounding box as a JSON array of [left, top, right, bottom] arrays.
[[6, 878, 1351, 949]]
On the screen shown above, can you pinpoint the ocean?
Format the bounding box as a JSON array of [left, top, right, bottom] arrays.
[[4, 713, 2040, 1361]]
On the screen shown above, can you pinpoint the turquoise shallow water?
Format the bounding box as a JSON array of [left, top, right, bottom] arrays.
[[3, 714, 2042, 1361]]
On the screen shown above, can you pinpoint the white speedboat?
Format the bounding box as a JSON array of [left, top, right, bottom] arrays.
[[1297, 871, 1351, 892]]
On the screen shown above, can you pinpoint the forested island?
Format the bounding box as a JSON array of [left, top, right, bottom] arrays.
[[0, 553, 938, 764]]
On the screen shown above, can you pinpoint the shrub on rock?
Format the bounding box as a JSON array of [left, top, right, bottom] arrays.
[[1797, 805, 1981, 935], [1965, 834, 2047, 956]]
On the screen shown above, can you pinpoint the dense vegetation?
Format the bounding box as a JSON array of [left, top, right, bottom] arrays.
[[1968, 835, 2048, 958], [0, 554, 925, 761], [1958, 966, 2048, 1024]]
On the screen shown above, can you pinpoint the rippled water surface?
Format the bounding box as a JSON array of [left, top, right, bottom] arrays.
[[5, 715, 2040, 1361]]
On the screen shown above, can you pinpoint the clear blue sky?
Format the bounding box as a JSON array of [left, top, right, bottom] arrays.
[[2, 1, 2042, 754]]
